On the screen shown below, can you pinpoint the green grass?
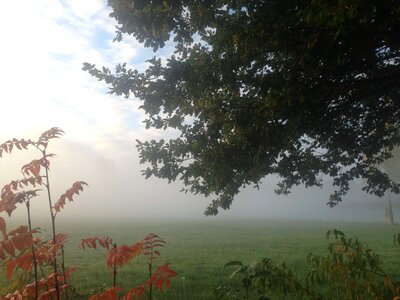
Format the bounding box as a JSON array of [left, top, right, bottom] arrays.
[[56, 220, 400, 299], [2, 220, 400, 299]]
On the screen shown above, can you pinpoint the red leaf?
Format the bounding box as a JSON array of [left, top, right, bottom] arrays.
[[81, 236, 113, 250], [6, 258, 18, 280], [3, 142, 10, 153], [98, 237, 113, 249], [141, 233, 166, 262], [11, 180, 18, 190], [53, 181, 87, 213], [107, 244, 142, 270], [7, 225, 29, 237], [2, 239, 15, 256], [39, 288, 57, 300], [147, 264, 177, 291], [21, 155, 53, 177], [88, 287, 121, 300], [0, 245, 5, 260], [24, 282, 38, 298], [21, 139, 30, 149], [89, 239, 97, 249], [131, 242, 143, 255], [0, 216, 6, 237], [122, 285, 146, 300], [1, 289, 24, 300], [37, 127, 64, 148], [13, 139, 22, 150], [8, 143, 13, 154], [21, 160, 41, 177], [0, 137, 32, 159], [57, 268, 76, 284], [13, 252, 34, 272], [11, 231, 33, 251]]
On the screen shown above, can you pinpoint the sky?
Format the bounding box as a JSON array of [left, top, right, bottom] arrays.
[[0, 0, 396, 224]]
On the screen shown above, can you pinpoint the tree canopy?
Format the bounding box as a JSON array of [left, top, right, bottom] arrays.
[[84, 0, 400, 215]]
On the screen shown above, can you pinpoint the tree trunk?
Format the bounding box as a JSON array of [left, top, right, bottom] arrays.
[[385, 197, 395, 225]]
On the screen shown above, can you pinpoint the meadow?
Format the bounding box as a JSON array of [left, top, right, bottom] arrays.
[[44, 219, 400, 299]]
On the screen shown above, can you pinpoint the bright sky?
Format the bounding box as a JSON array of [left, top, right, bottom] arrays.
[[0, 0, 216, 223], [0, 0, 146, 142], [0, 1, 392, 223]]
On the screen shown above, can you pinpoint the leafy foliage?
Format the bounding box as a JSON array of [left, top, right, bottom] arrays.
[[0, 128, 86, 300], [0, 217, 75, 299], [122, 285, 146, 300], [0, 189, 40, 217], [85, 0, 400, 214], [81, 236, 114, 250], [222, 230, 400, 299], [89, 287, 121, 300], [82, 233, 177, 300], [36, 128, 64, 148], [0, 138, 31, 158], [107, 243, 143, 270], [395, 233, 400, 246], [307, 229, 400, 299], [0, 225, 35, 262], [21, 155, 54, 178], [141, 233, 167, 299], [142, 233, 165, 264], [1, 271, 74, 300], [53, 181, 88, 214], [0, 216, 5, 237], [223, 259, 317, 300], [1, 128, 178, 299], [147, 263, 178, 291]]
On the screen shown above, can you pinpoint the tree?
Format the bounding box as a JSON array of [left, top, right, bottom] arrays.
[[385, 198, 394, 225], [379, 146, 400, 224], [84, 0, 400, 215]]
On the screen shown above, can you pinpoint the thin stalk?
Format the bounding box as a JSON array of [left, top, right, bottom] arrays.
[[26, 201, 38, 300], [61, 246, 69, 298], [42, 149, 60, 300], [148, 263, 153, 300], [182, 277, 186, 298], [148, 250, 153, 300], [39, 264, 45, 279], [113, 244, 117, 287]]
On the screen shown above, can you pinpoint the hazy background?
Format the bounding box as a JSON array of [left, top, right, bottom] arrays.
[[0, 0, 398, 224]]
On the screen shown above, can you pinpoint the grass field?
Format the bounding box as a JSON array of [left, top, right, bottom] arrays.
[[2, 219, 400, 299], [58, 220, 400, 299]]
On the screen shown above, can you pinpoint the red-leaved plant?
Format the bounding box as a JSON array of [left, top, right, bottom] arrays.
[[81, 234, 177, 300], [0, 128, 87, 300], [0, 128, 177, 300]]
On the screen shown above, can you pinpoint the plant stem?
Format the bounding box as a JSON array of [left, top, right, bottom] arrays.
[[42, 149, 60, 300], [113, 243, 117, 287], [26, 201, 38, 300], [148, 255, 153, 300], [39, 264, 45, 278], [148, 262, 153, 300], [61, 245, 69, 298]]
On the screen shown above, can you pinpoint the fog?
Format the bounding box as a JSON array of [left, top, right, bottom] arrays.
[[1, 134, 397, 226], [0, 1, 398, 226]]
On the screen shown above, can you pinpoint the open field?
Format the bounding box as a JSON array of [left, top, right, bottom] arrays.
[[2, 220, 400, 299]]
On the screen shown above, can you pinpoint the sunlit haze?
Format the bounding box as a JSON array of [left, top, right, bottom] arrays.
[[0, 0, 395, 223]]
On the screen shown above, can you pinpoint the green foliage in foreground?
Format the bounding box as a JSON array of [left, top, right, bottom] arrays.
[[221, 229, 400, 299]]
